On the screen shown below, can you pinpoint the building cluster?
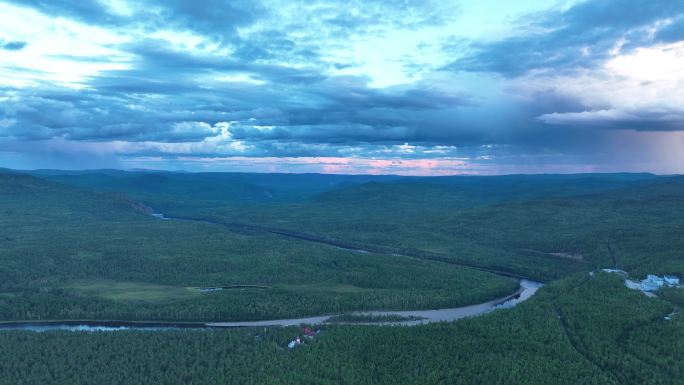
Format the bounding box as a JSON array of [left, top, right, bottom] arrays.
[[602, 269, 681, 294], [639, 274, 680, 292], [287, 327, 320, 349]]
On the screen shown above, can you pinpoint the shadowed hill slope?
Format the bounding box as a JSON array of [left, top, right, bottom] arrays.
[[156, 174, 683, 281], [0, 171, 517, 322]]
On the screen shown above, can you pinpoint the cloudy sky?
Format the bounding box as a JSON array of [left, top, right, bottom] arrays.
[[0, 0, 683, 175]]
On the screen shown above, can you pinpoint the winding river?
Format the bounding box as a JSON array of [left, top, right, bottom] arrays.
[[206, 279, 542, 328], [0, 214, 544, 332], [0, 280, 542, 332]]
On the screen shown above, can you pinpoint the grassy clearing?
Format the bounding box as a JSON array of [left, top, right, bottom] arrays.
[[65, 280, 200, 303], [279, 282, 375, 294]]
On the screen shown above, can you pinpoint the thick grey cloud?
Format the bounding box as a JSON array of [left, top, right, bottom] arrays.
[[440, 0, 684, 135], [1, 0, 684, 173], [449, 0, 684, 76], [539, 108, 684, 131], [0, 35, 477, 148]]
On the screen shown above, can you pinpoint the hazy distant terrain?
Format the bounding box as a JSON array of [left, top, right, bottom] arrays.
[[30, 170, 682, 281]]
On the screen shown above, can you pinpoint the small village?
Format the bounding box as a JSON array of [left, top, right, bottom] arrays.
[[634, 274, 681, 292], [602, 269, 681, 293]]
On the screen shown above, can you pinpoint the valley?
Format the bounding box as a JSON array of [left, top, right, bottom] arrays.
[[0, 170, 682, 385]]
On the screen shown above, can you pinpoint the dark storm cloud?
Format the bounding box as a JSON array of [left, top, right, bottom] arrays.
[[508, 87, 684, 134], [2, 0, 683, 173], [62, 39, 322, 99], [0, 32, 617, 157], [0, 75, 475, 147], [0, 37, 477, 149], [0, 93, 216, 142], [439, 0, 684, 135], [449, 0, 684, 76], [539, 108, 684, 131]]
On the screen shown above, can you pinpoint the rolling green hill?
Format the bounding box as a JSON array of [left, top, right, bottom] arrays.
[[138, 174, 684, 281], [28, 169, 402, 208], [1, 170, 682, 385], [0, 171, 517, 322], [21, 171, 682, 282]]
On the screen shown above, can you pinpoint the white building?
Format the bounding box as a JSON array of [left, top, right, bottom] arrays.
[[640, 274, 680, 292]]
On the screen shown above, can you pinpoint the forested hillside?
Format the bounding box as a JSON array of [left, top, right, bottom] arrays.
[[101, 172, 682, 282], [0, 171, 516, 321], [29, 170, 402, 210], [1, 170, 682, 384], [1, 273, 680, 385]]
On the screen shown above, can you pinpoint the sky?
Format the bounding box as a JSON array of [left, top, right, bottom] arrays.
[[0, 0, 683, 175]]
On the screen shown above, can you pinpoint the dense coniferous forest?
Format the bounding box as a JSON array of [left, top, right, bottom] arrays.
[[156, 175, 684, 281], [1, 170, 683, 384], [31, 170, 683, 281], [0, 172, 517, 321], [0, 274, 681, 385]]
